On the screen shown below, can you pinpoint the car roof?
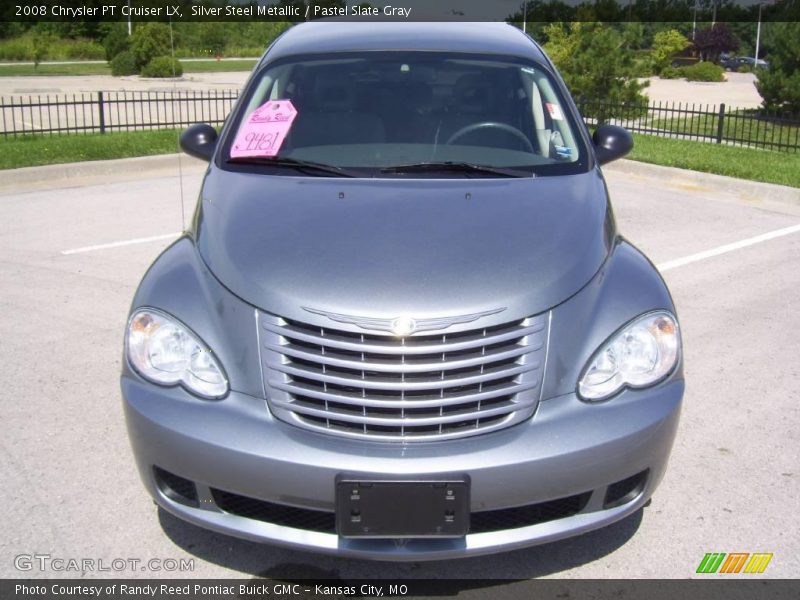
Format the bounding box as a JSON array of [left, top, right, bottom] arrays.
[[261, 21, 547, 64]]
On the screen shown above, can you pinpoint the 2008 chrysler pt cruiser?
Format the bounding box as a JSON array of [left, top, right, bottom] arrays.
[[121, 21, 683, 560]]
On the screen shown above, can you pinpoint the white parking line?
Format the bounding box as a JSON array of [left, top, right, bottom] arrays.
[[657, 223, 800, 272], [60, 232, 181, 255], [60, 222, 800, 267]]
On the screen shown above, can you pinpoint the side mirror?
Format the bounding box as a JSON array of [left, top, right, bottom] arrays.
[[592, 124, 633, 166], [180, 124, 218, 161]]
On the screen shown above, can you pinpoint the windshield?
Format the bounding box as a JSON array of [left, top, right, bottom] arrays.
[[222, 52, 589, 177]]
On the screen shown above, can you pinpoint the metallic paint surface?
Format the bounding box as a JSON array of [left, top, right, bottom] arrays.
[[123, 235, 682, 557], [121, 21, 683, 558], [122, 374, 681, 560], [193, 171, 615, 327]]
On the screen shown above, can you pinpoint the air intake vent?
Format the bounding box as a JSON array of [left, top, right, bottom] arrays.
[[154, 467, 198, 507], [604, 470, 648, 508], [210, 488, 589, 534]]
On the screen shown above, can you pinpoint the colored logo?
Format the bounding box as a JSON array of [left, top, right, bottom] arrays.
[[696, 552, 773, 574]]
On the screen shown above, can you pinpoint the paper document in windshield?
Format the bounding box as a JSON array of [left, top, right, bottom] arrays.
[[231, 100, 298, 158]]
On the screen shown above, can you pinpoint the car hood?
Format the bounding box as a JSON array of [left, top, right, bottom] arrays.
[[194, 168, 615, 328]]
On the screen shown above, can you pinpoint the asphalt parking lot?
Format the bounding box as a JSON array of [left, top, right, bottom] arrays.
[[0, 157, 798, 580]]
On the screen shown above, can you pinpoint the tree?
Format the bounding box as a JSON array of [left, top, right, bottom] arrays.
[[693, 23, 739, 63], [130, 23, 173, 71], [755, 22, 800, 114], [650, 29, 691, 74], [197, 23, 228, 57], [101, 23, 130, 62], [543, 22, 648, 123], [31, 32, 49, 70]]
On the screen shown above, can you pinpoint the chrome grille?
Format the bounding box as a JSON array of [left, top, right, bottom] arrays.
[[258, 311, 548, 442]]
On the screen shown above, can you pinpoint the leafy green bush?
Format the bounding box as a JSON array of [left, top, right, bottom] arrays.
[[0, 36, 35, 60], [543, 22, 648, 123], [0, 34, 105, 61], [737, 64, 755, 74], [172, 45, 262, 59], [31, 33, 50, 68], [630, 52, 656, 78], [197, 22, 227, 56], [63, 40, 105, 60], [650, 29, 691, 75], [130, 23, 172, 70], [140, 56, 183, 78], [680, 62, 725, 82], [756, 23, 800, 113], [219, 46, 263, 58], [659, 66, 683, 79], [110, 51, 137, 76], [102, 24, 130, 61]]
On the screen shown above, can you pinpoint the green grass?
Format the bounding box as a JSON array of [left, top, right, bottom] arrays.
[[0, 129, 181, 170], [0, 62, 112, 76], [0, 59, 257, 77], [641, 109, 800, 149], [629, 134, 800, 188]]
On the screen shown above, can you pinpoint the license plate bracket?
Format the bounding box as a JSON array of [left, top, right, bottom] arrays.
[[335, 475, 470, 538]]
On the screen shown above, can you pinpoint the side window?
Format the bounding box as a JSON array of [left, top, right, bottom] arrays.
[[241, 74, 276, 116], [240, 63, 296, 116]]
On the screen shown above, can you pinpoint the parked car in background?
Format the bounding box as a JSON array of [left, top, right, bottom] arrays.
[[121, 21, 684, 560], [722, 55, 769, 70]]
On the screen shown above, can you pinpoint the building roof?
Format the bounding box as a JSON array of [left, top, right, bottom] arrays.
[[261, 21, 546, 63]]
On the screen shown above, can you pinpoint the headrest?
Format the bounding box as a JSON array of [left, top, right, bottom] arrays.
[[453, 74, 494, 114], [406, 81, 433, 107], [313, 72, 356, 112]]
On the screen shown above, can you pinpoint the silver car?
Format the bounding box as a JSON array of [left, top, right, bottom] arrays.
[[121, 21, 683, 560]]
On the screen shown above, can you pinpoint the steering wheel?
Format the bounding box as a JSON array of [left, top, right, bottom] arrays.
[[446, 122, 535, 154]]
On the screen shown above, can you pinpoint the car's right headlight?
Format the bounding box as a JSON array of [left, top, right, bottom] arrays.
[[578, 311, 680, 401], [126, 308, 228, 399]]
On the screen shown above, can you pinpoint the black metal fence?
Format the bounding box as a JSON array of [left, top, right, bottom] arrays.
[[577, 99, 800, 153], [0, 90, 239, 137], [2, 91, 798, 154]]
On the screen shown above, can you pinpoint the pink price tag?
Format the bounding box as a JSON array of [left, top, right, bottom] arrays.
[[230, 100, 298, 158]]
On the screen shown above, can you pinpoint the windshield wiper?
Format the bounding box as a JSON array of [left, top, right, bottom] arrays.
[[380, 161, 531, 178], [227, 155, 359, 177]]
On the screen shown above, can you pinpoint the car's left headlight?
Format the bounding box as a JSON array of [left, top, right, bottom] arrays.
[[126, 308, 228, 399], [578, 311, 680, 401]]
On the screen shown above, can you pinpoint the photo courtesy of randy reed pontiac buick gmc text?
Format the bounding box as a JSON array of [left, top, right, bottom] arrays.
[[121, 21, 684, 560]]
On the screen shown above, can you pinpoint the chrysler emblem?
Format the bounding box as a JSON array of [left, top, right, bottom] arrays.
[[390, 316, 417, 336], [302, 307, 506, 336]]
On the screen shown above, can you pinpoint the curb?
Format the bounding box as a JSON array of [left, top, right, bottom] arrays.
[[2, 153, 798, 206], [0, 154, 208, 193], [604, 159, 800, 207]]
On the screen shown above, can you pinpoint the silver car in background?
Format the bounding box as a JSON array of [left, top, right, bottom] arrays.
[[121, 21, 683, 560]]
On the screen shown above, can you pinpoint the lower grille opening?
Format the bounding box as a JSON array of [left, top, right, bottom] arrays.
[[470, 492, 591, 533], [154, 467, 198, 507], [210, 488, 591, 535], [604, 470, 649, 509], [212, 489, 337, 533]]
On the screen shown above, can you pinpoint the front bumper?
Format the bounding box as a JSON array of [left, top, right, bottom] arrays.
[[122, 375, 683, 561]]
